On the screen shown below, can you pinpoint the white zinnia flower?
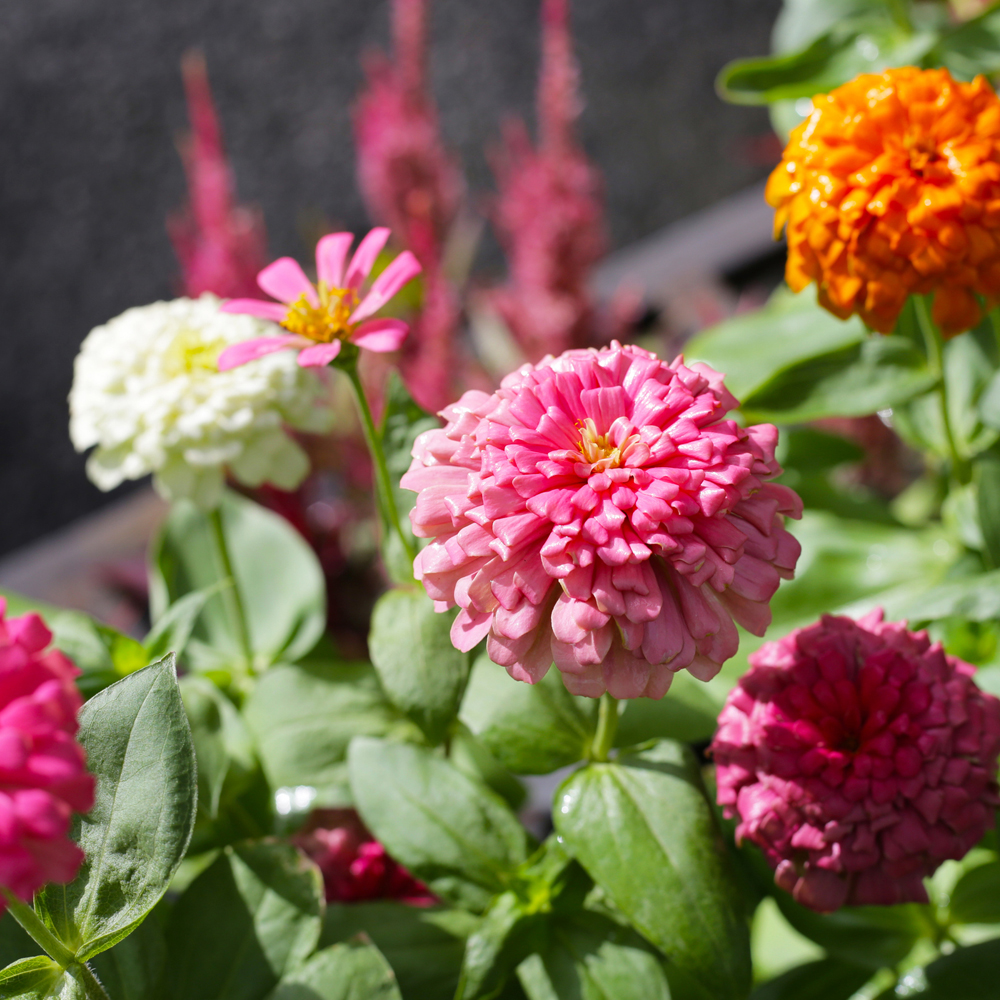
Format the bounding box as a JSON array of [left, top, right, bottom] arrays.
[[69, 295, 334, 508]]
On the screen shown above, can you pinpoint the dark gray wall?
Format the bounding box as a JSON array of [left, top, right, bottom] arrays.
[[0, 0, 779, 556]]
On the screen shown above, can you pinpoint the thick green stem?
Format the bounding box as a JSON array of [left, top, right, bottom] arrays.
[[915, 296, 969, 484], [591, 693, 619, 762], [208, 506, 254, 674], [1, 891, 110, 1000], [345, 364, 416, 565]]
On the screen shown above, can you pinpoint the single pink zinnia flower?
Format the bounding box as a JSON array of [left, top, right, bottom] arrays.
[[217, 227, 422, 371], [0, 599, 95, 906], [712, 610, 1000, 913], [168, 51, 268, 301], [294, 809, 435, 905], [401, 342, 802, 699]]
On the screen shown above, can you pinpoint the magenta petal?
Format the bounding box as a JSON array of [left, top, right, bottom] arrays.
[[316, 232, 354, 288], [345, 227, 390, 290], [220, 299, 288, 322], [351, 251, 422, 324], [217, 335, 303, 371], [353, 319, 408, 353], [297, 341, 343, 367], [257, 257, 318, 306]]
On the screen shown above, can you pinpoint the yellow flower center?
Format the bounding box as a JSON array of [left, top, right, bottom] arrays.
[[164, 327, 224, 376], [577, 418, 638, 472], [281, 283, 359, 343]]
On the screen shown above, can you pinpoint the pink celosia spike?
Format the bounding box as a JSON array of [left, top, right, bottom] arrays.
[[168, 50, 268, 300], [345, 227, 391, 289], [316, 232, 356, 288], [217, 335, 304, 371], [712, 611, 1000, 912], [257, 258, 318, 306], [297, 342, 343, 367], [353, 318, 409, 352], [351, 251, 422, 323]]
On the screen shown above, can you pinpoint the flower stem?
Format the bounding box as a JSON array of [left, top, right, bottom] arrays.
[[345, 364, 416, 566], [884, 0, 912, 32], [1, 890, 111, 1000], [915, 296, 969, 484], [208, 506, 254, 674], [591, 693, 619, 762]]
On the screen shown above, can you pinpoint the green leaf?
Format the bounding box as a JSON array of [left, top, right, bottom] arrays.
[[180, 675, 256, 819], [517, 911, 671, 1000], [741, 336, 937, 425], [747, 957, 872, 1000], [553, 741, 750, 999], [913, 937, 1000, 999], [89, 906, 167, 1000], [936, 5, 1000, 79], [165, 841, 324, 1000], [35, 656, 197, 962], [348, 737, 531, 911], [898, 569, 1000, 624], [944, 328, 999, 460], [449, 726, 528, 812], [460, 655, 596, 774], [684, 286, 866, 403], [459, 891, 549, 1000], [0, 958, 62, 999], [369, 588, 470, 745], [0, 914, 40, 970], [614, 672, 719, 746], [321, 903, 477, 1000], [977, 458, 1000, 569], [143, 588, 215, 663], [149, 489, 326, 673], [265, 939, 402, 1000], [378, 371, 440, 584], [949, 860, 1000, 925], [243, 660, 411, 807]]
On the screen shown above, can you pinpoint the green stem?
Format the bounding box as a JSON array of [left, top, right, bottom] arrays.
[[1, 891, 110, 1000], [345, 364, 416, 566], [915, 296, 969, 484], [208, 506, 254, 674], [591, 693, 619, 762], [883, 0, 912, 32]]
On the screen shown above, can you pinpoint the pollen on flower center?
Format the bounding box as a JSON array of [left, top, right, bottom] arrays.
[[282, 283, 359, 343], [575, 417, 642, 472]]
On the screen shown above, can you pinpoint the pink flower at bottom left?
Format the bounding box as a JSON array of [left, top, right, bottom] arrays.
[[0, 598, 95, 907]]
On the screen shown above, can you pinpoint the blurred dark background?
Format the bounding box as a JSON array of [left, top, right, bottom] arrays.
[[0, 0, 779, 557]]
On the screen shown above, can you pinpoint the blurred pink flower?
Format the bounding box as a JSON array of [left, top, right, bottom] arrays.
[[168, 51, 268, 301], [713, 610, 1000, 912], [402, 342, 801, 699], [218, 227, 421, 370], [489, 0, 606, 360], [354, 0, 464, 412], [0, 599, 94, 907], [295, 809, 435, 905]]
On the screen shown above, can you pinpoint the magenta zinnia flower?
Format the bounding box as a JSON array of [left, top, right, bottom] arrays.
[[712, 610, 1000, 912], [0, 599, 95, 906], [218, 227, 421, 371], [294, 809, 435, 905], [401, 342, 802, 699]]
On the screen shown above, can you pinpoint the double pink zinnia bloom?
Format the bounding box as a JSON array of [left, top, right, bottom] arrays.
[[218, 227, 421, 371], [402, 342, 802, 698], [0, 599, 94, 906], [713, 610, 1000, 912]]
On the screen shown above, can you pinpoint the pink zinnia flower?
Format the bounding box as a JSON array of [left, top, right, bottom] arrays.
[[168, 51, 268, 301], [294, 809, 434, 905], [712, 610, 1000, 912], [217, 228, 422, 371], [401, 342, 802, 699], [0, 599, 95, 906]]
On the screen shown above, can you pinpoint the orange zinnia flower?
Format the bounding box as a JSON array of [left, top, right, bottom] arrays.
[[767, 67, 1000, 336]]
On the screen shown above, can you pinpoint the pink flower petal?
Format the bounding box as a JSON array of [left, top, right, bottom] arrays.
[[345, 227, 390, 290], [297, 341, 343, 367], [217, 335, 304, 371], [351, 251, 422, 324], [220, 299, 288, 322], [257, 257, 318, 307], [352, 319, 408, 353], [316, 232, 355, 288]]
